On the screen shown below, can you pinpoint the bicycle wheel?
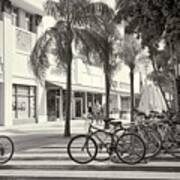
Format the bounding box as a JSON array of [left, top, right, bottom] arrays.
[[166, 141, 180, 158], [140, 129, 162, 159], [0, 136, 14, 164], [91, 130, 111, 161], [67, 134, 97, 164], [116, 133, 145, 164]]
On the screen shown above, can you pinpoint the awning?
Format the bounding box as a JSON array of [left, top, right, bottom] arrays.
[[71, 84, 105, 94], [45, 81, 66, 89]]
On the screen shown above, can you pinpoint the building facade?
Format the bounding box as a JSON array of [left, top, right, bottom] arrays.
[[0, 0, 141, 127]]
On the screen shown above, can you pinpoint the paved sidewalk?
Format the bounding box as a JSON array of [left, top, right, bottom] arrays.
[[0, 120, 91, 136]]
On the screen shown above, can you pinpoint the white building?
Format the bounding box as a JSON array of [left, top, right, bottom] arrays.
[[0, 0, 141, 127]]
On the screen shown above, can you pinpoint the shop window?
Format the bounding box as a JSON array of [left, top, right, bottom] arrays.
[[94, 94, 102, 105], [12, 85, 36, 119], [121, 96, 130, 111], [74, 92, 86, 113]]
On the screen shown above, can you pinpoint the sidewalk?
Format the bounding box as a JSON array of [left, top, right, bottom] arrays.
[[0, 117, 130, 136], [0, 119, 90, 136]]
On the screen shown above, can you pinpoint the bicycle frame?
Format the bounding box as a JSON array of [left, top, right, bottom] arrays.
[[88, 123, 120, 155]]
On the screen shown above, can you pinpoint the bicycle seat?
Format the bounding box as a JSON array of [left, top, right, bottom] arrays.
[[150, 110, 159, 114], [137, 111, 146, 116], [103, 118, 116, 124], [156, 114, 165, 119], [109, 120, 122, 126]]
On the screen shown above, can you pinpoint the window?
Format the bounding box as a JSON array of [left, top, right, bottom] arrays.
[[12, 85, 36, 119], [0, 1, 2, 20], [25, 13, 33, 32], [12, 7, 19, 26], [121, 96, 130, 111]]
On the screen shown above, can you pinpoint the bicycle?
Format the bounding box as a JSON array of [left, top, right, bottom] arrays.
[[67, 119, 146, 164], [128, 110, 162, 159], [153, 112, 180, 158], [140, 110, 180, 159], [0, 135, 14, 164]]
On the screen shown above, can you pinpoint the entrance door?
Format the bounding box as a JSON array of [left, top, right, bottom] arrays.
[[75, 98, 82, 118], [47, 89, 60, 121]]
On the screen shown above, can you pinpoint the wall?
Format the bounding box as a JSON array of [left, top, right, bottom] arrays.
[[3, 12, 13, 126], [0, 83, 4, 125], [0, 21, 3, 81], [76, 58, 104, 90]]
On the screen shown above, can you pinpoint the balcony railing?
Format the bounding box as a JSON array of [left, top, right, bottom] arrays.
[[119, 82, 130, 90], [15, 27, 36, 53]]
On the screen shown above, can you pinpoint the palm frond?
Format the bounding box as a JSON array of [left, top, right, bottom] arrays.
[[47, 20, 72, 70], [123, 35, 142, 65], [68, 0, 90, 25], [87, 2, 114, 19], [74, 27, 109, 64], [115, 0, 137, 22], [44, 0, 66, 20], [30, 29, 53, 81], [86, 2, 116, 37]]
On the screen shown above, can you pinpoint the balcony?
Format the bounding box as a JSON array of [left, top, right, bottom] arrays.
[[15, 27, 36, 54], [119, 82, 130, 91], [12, 27, 37, 78]]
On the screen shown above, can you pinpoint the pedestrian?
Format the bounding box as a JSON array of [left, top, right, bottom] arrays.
[[92, 100, 102, 124], [87, 102, 94, 123]]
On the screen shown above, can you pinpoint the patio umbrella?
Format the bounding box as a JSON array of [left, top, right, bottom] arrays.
[[138, 84, 167, 115]]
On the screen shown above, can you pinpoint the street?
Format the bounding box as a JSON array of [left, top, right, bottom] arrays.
[[0, 123, 180, 180]]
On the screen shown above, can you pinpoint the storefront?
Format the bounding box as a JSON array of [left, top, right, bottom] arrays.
[[120, 96, 131, 119], [74, 91, 103, 119], [46, 81, 62, 122], [12, 84, 36, 124], [47, 89, 61, 121]]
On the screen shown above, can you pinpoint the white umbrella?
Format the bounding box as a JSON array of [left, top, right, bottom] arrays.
[[138, 84, 167, 115]]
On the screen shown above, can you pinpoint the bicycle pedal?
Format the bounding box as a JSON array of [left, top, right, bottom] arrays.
[[141, 159, 149, 164], [110, 154, 121, 163]]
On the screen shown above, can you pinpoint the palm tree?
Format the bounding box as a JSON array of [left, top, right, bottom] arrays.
[[30, 0, 97, 137], [75, 2, 120, 120], [118, 34, 142, 122]]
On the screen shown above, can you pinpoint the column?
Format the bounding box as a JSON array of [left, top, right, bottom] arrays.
[[37, 83, 47, 123], [18, 9, 26, 29], [84, 92, 88, 116], [3, 11, 13, 126], [71, 91, 75, 119], [0, 83, 4, 125], [117, 94, 121, 118], [60, 88, 63, 120]]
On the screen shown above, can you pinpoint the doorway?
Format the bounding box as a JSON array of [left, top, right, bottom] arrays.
[[47, 89, 60, 121], [75, 98, 83, 118]]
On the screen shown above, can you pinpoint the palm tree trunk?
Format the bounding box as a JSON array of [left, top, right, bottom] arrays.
[[173, 77, 179, 112], [64, 45, 72, 137], [105, 72, 110, 119], [130, 67, 134, 122]]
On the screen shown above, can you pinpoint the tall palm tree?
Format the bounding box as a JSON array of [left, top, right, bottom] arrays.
[[118, 34, 142, 122], [30, 0, 98, 137], [75, 2, 120, 120]]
